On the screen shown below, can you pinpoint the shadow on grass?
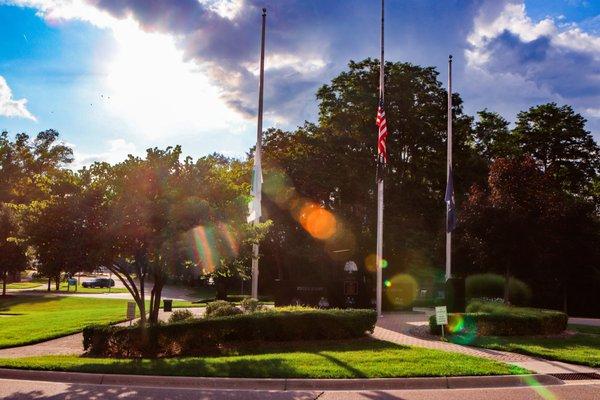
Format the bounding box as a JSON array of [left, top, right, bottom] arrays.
[[314, 351, 367, 378], [0, 295, 64, 313]]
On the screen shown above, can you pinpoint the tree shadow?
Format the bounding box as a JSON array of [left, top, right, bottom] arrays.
[[2, 383, 319, 399]]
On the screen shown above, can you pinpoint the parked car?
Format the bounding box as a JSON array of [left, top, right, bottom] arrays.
[[82, 278, 115, 288]]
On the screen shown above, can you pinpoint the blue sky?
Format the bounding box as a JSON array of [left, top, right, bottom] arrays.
[[0, 0, 599, 167]]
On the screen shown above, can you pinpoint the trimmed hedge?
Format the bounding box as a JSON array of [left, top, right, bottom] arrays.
[[83, 308, 377, 358], [429, 302, 567, 336], [465, 273, 532, 305]]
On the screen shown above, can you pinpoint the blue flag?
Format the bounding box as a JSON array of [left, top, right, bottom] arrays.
[[445, 166, 456, 233]]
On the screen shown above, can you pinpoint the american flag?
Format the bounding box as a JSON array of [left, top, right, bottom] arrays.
[[376, 97, 388, 163]]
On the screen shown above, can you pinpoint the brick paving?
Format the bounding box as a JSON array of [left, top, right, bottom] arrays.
[[372, 312, 534, 362], [0, 308, 597, 376]]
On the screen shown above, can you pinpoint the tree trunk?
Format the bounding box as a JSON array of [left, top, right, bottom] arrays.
[[149, 274, 164, 325], [1, 273, 6, 296], [503, 263, 510, 304], [55, 276, 60, 291], [47, 277, 51, 292], [216, 278, 227, 300]]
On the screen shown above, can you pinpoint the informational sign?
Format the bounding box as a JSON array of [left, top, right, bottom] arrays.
[[344, 280, 358, 296], [126, 302, 136, 321], [435, 306, 448, 325]]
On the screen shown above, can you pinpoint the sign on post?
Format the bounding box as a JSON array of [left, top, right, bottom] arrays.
[[126, 302, 136, 324], [435, 306, 448, 338]]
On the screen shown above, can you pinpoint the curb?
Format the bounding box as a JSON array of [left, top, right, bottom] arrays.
[[0, 368, 564, 391]]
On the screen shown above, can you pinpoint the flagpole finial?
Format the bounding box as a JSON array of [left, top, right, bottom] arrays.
[[262, 7, 266, 16], [449, 54, 453, 61]]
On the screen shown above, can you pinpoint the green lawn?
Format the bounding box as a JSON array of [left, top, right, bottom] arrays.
[[5, 281, 45, 290], [569, 324, 600, 335], [0, 339, 528, 378], [463, 332, 600, 367], [0, 296, 132, 348], [56, 282, 129, 294]]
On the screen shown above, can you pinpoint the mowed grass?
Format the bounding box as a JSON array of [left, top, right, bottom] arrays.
[[0, 339, 528, 378], [0, 296, 132, 348], [466, 332, 600, 368], [5, 281, 45, 290], [56, 282, 129, 294], [569, 324, 600, 335]]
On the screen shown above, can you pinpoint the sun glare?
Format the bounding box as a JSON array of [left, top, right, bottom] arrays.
[[105, 20, 246, 138]]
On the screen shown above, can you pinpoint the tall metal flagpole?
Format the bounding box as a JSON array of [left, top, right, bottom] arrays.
[[251, 8, 266, 300], [376, 0, 385, 317], [445, 55, 453, 281]]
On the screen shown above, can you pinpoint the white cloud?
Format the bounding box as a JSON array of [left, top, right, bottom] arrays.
[[585, 108, 600, 119], [0, 76, 36, 121], [7, 0, 251, 139], [467, 3, 556, 68], [464, 0, 600, 135], [243, 53, 327, 76], [71, 138, 139, 169]]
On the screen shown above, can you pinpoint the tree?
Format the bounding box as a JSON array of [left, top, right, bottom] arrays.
[[84, 148, 251, 325], [0, 204, 27, 295], [260, 59, 486, 295], [458, 156, 600, 309], [473, 110, 515, 161], [0, 130, 73, 205], [22, 171, 93, 290], [513, 103, 600, 203]]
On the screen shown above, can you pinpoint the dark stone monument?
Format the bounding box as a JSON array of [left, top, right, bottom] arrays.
[[445, 277, 465, 313]]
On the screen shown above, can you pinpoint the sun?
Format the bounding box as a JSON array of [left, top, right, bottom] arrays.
[[104, 19, 245, 139]]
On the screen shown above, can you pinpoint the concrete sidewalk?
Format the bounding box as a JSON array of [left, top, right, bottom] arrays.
[[0, 368, 565, 391], [0, 307, 206, 359]]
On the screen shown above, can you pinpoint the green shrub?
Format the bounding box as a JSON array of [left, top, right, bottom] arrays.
[[429, 301, 567, 336], [83, 308, 377, 358], [168, 309, 194, 324], [240, 298, 263, 313], [465, 273, 532, 305], [205, 301, 242, 318]]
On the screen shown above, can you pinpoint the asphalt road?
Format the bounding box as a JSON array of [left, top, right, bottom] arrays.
[[1, 379, 599, 400]]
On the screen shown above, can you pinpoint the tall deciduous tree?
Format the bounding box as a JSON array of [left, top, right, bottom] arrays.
[[458, 156, 600, 310], [513, 103, 600, 203], [260, 59, 486, 291], [0, 204, 27, 295]]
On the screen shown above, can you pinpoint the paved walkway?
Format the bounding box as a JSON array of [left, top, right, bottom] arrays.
[[372, 312, 533, 362], [371, 311, 599, 374], [0, 307, 206, 359], [1, 308, 598, 376], [569, 317, 600, 327]]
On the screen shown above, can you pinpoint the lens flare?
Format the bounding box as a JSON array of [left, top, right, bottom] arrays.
[[384, 279, 392, 287], [448, 314, 477, 345], [522, 375, 557, 400], [217, 222, 239, 257], [192, 226, 218, 273], [263, 168, 295, 206], [299, 203, 337, 240], [384, 274, 418, 307], [365, 254, 388, 272]]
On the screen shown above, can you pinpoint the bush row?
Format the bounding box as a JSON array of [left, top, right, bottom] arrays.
[[84, 308, 377, 358], [466, 273, 532, 305], [429, 302, 567, 336]]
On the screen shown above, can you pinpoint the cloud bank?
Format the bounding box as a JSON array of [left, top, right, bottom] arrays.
[[6, 0, 600, 138], [0, 76, 36, 121], [465, 1, 600, 127]]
